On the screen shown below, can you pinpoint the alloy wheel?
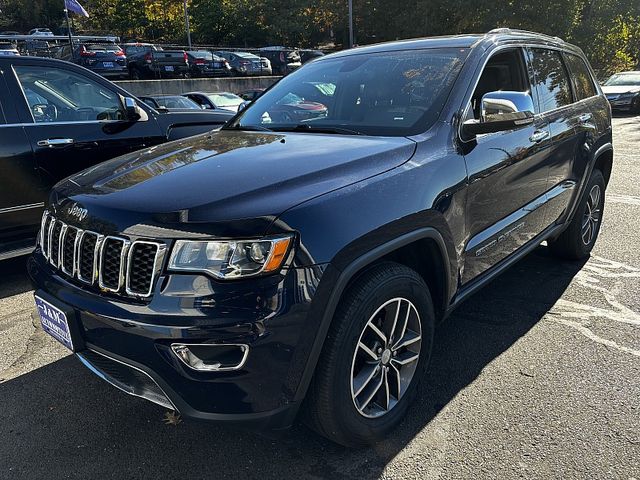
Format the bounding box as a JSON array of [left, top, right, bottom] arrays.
[[581, 184, 602, 245], [350, 297, 422, 418]]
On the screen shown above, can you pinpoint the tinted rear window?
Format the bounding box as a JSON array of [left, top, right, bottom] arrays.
[[564, 54, 597, 100], [529, 48, 573, 112]]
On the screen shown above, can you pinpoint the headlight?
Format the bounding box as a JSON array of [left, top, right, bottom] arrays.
[[168, 235, 293, 279]]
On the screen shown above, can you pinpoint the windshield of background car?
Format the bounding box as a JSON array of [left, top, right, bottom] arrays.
[[155, 96, 201, 109], [192, 51, 213, 60], [604, 73, 640, 86], [208, 93, 243, 107], [229, 48, 469, 136], [85, 44, 122, 52]]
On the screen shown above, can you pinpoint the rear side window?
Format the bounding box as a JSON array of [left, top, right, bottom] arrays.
[[529, 48, 573, 112], [564, 53, 597, 100]]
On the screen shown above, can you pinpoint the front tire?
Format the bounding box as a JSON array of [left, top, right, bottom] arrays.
[[549, 169, 605, 259], [305, 262, 435, 447]]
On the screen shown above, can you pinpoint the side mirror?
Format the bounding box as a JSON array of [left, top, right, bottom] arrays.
[[462, 91, 535, 137], [238, 101, 250, 112], [124, 96, 141, 121]]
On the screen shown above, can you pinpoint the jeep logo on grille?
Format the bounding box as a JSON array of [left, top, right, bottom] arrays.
[[67, 203, 88, 222]]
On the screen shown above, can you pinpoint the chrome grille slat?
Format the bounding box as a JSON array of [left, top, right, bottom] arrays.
[[39, 213, 163, 299], [99, 236, 130, 292]]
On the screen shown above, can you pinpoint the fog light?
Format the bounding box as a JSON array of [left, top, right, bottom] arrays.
[[171, 343, 249, 372]]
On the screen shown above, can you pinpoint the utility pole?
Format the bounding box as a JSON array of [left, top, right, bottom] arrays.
[[183, 0, 192, 50], [348, 0, 354, 48]]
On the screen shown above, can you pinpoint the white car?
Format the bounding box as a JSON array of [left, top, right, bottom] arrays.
[[0, 43, 19, 56], [601, 71, 640, 113], [28, 28, 54, 37]]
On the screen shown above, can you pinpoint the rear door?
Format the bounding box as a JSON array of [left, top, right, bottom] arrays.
[[461, 47, 553, 283], [0, 61, 41, 245], [526, 47, 583, 225], [6, 59, 166, 184], [546, 52, 602, 224]]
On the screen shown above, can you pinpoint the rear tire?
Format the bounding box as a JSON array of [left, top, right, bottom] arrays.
[[548, 169, 605, 260], [304, 262, 435, 447]]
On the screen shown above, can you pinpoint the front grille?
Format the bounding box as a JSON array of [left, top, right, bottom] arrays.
[[49, 221, 63, 267], [40, 212, 165, 299], [99, 237, 127, 291], [127, 242, 160, 296]]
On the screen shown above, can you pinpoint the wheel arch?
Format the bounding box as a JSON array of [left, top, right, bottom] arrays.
[[293, 227, 453, 404], [593, 144, 613, 187]]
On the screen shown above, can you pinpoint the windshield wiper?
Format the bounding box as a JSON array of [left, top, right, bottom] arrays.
[[224, 124, 273, 132], [271, 124, 364, 135]]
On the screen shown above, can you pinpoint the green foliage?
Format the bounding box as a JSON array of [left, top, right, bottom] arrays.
[[0, 0, 638, 73]]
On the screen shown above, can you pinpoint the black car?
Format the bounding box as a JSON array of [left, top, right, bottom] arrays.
[[122, 43, 189, 79], [259, 46, 302, 75], [601, 71, 640, 113], [186, 50, 231, 77], [28, 29, 613, 446], [0, 56, 233, 260], [55, 43, 128, 79]]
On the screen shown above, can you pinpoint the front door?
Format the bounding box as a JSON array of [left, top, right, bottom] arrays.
[[6, 60, 165, 187], [0, 67, 41, 245], [461, 47, 553, 283]]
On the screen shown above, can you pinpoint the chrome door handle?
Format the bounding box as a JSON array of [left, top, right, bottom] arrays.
[[37, 138, 75, 147], [578, 113, 593, 123], [529, 130, 550, 143]]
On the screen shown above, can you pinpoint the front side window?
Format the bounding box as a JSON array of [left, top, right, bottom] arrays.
[[564, 54, 597, 100], [14, 65, 125, 123], [228, 48, 469, 136], [529, 48, 573, 112]]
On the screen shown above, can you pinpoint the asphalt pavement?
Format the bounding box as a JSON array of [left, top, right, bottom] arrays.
[[0, 116, 638, 480]]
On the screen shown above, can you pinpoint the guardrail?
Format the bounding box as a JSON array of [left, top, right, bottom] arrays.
[[114, 76, 281, 96]]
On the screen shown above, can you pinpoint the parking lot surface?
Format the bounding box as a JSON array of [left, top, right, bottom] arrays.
[[1, 117, 638, 480]]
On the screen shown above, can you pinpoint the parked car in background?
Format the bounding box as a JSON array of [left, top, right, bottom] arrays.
[[183, 91, 245, 113], [602, 71, 640, 113], [239, 88, 265, 101], [186, 50, 231, 77], [27, 30, 613, 448], [56, 43, 128, 79], [260, 46, 302, 75], [123, 43, 189, 79], [139, 95, 204, 111], [0, 42, 20, 56], [28, 28, 54, 37], [215, 51, 272, 76], [24, 39, 52, 57], [0, 55, 233, 260], [299, 49, 325, 64]]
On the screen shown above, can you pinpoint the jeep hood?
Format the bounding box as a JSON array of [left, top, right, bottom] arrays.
[[54, 130, 416, 231]]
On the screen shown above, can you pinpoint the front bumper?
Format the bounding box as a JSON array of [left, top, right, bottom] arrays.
[[28, 251, 325, 429], [606, 95, 638, 110]]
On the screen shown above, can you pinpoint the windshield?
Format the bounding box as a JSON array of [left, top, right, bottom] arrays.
[[228, 48, 468, 136], [604, 73, 640, 87], [208, 93, 243, 107], [192, 51, 213, 60], [84, 44, 121, 52], [155, 96, 201, 109]]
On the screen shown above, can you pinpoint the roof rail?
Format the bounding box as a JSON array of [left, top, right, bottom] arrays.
[[487, 28, 564, 43]]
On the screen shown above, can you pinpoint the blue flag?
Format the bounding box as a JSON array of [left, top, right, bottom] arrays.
[[64, 0, 89, 17]]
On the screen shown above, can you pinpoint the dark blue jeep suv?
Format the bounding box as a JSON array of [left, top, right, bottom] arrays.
[[28, 29, 613, 446]]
